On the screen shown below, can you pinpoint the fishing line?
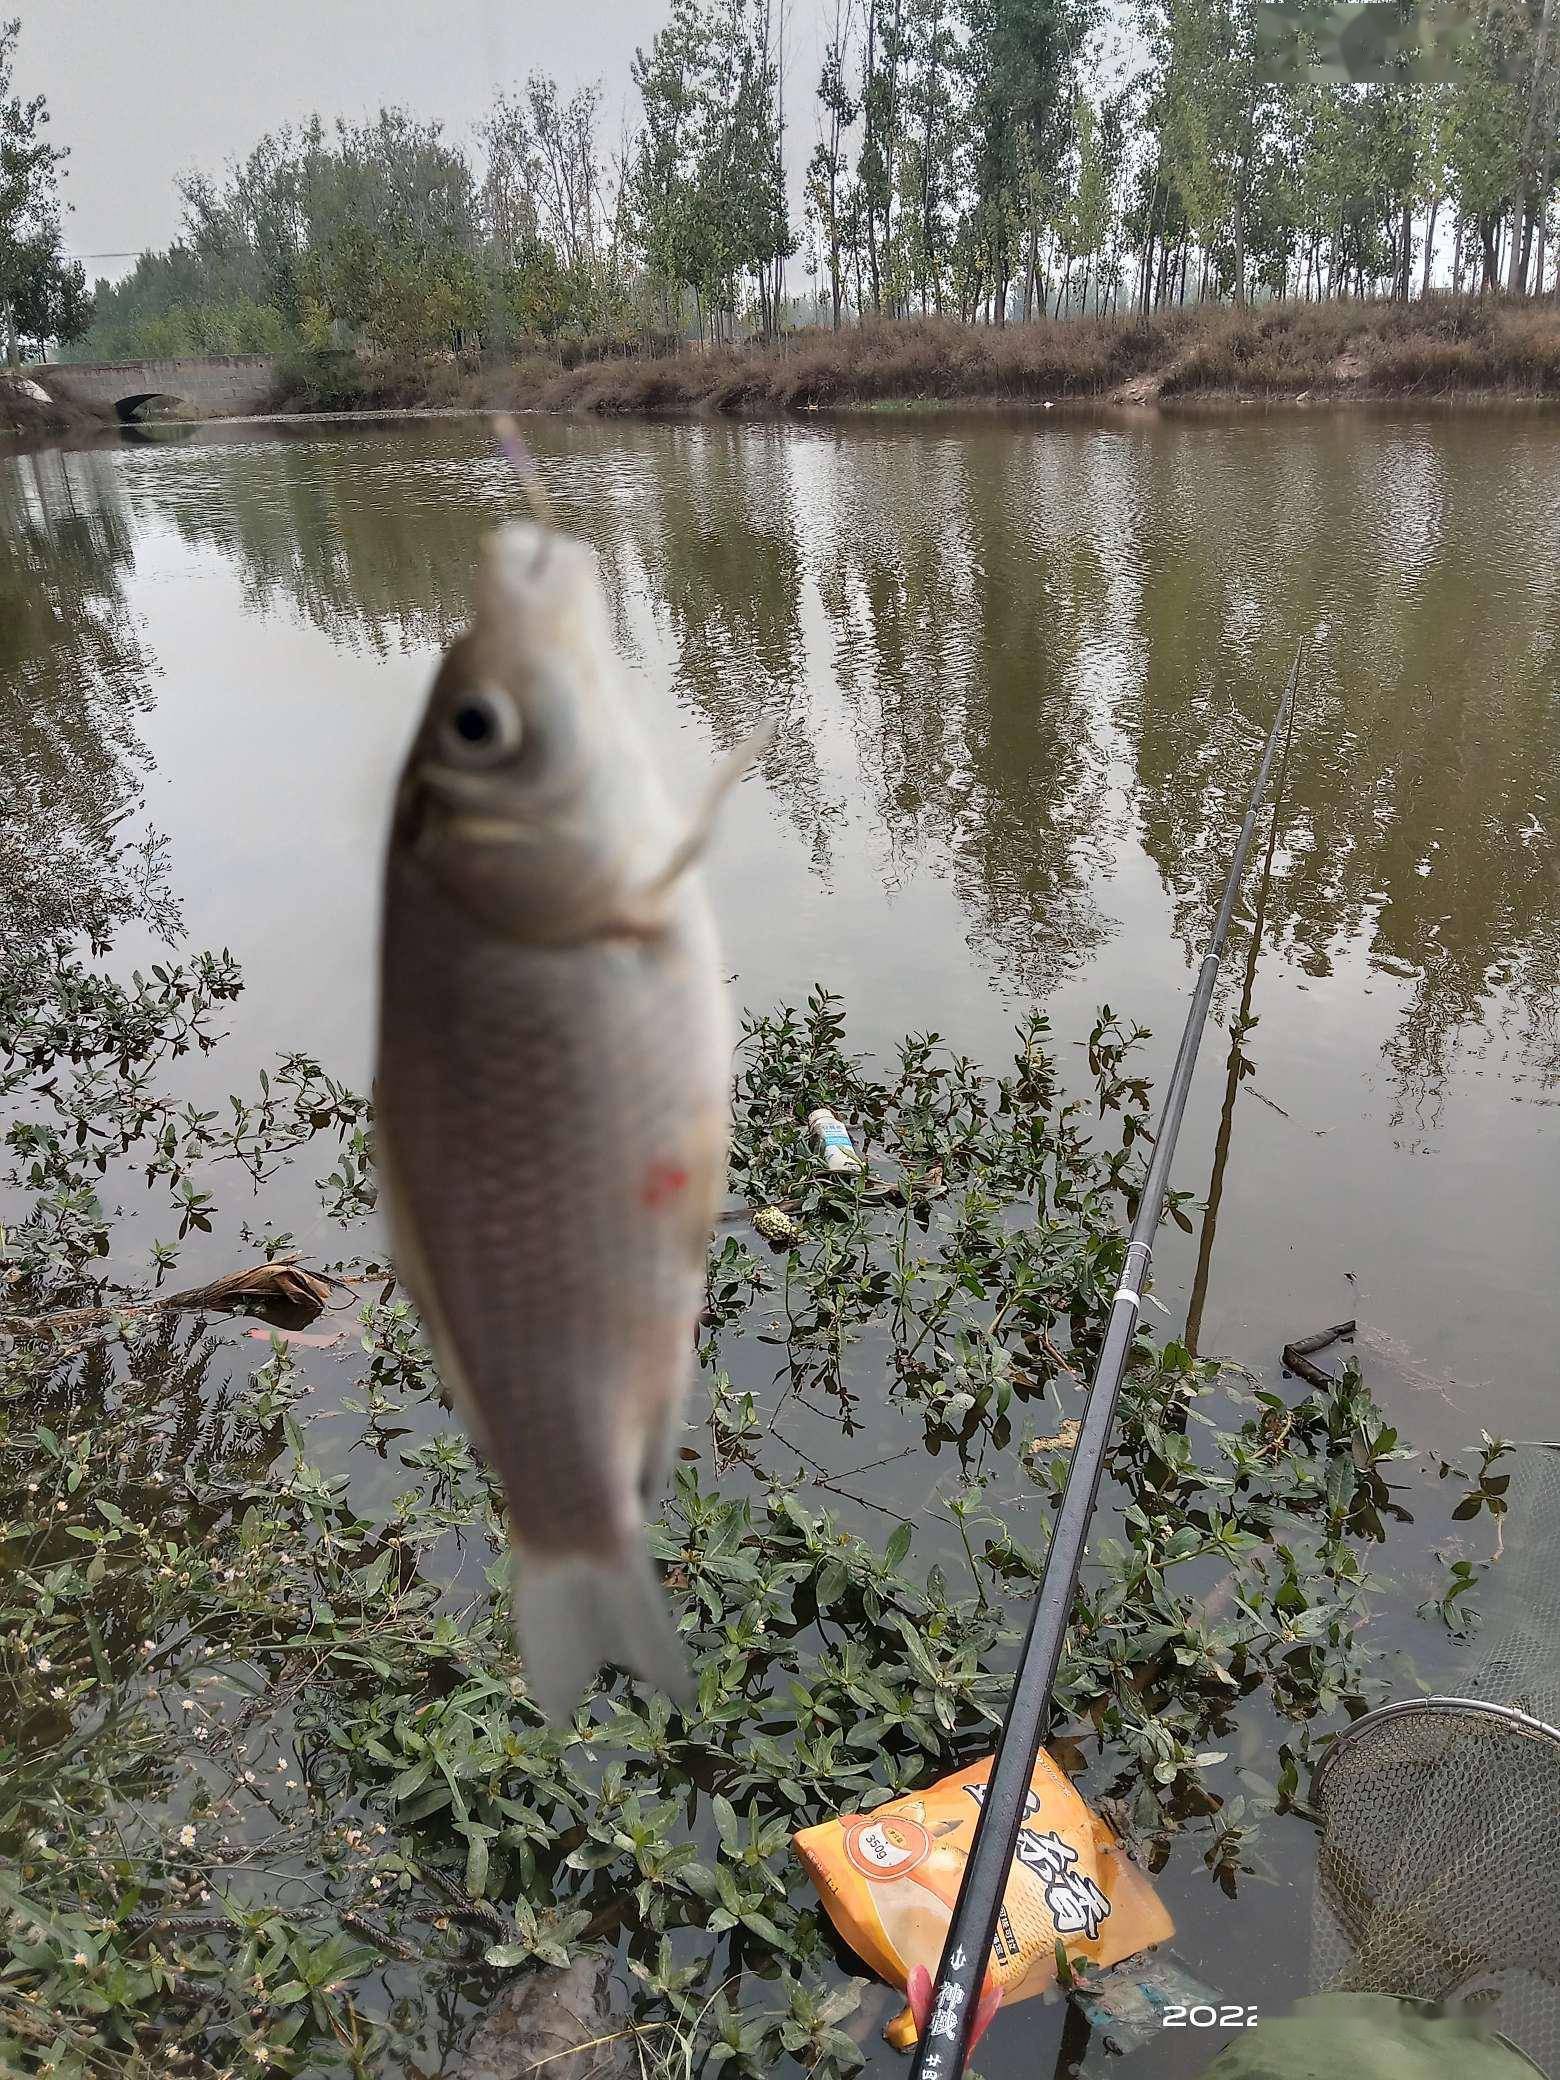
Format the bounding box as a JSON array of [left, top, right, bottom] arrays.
[[492, 411, 555, 527], [906, 644, 1303, 2080]]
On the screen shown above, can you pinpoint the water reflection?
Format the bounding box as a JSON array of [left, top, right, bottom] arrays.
[[1121, 420, 1560, 1112], [30, 410, 1560, 1111], [0, 448, 167, 958]]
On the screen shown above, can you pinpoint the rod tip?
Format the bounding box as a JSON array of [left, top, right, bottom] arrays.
[[492, 413, 553, 529]]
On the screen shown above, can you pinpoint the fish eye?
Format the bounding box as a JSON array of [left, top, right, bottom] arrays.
[[438, 686, 522, 764]]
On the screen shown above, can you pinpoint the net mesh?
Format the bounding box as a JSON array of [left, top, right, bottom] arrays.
[[1311, 1445, 1560, 2074]]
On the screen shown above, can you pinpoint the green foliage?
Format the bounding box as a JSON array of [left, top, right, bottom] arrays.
[[0, 882, 1507, 2075], [630, 0, 793, 339], [40, 0, 1560, 375], [0, 17, 90, 359]]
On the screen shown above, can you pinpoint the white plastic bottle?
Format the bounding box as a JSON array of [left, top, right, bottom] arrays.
[[807, 1107, 863, 1173]]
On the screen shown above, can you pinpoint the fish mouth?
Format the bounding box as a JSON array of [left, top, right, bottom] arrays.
[[400, 765, 532, 849], [420, 763, 508, 809], [443, 814, 528, 846]]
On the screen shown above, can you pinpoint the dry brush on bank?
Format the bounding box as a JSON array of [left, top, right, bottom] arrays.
[[273, 300, 1560, 420], [522, 302, 1560, 412]]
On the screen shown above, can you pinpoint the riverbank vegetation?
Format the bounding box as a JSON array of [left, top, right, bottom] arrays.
[[0, 830, 1507, 2076], [0, 21, 90, 365], [268, 299, 1560, 417], [42, 0, 1560, 386]]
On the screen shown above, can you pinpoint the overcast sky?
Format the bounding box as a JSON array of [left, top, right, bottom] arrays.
[[22, 0, 833, 285]]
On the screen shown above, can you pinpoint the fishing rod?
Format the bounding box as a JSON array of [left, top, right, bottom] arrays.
[[907, 646, 1302, 2080]]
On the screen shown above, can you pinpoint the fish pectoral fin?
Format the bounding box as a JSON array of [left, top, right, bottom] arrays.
[[597, 717, 777, 940]]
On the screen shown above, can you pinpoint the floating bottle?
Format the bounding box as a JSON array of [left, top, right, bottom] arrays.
[[807, 1107, 862, 1173]]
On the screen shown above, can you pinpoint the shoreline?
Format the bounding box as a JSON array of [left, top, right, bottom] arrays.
[[7, 384, 1558, 458], [14, 301, 1560, 450]]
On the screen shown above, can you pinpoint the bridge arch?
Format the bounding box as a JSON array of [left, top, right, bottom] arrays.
[[36, 357, 278, 420], [114, 392, 185, 423]]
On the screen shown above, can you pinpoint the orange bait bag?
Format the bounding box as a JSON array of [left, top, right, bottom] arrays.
[[793, 1753, 1173, 2049]]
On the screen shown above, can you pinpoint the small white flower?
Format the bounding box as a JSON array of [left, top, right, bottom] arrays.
[[35, 1656, 51, 1673], [25, 1481, 38, 1494], [242, 1770, 257, 1785], [50, 1685, 64, 1700], [178, 1824, 197, 1848], [285, 1777, 297, 1789], [72, 1950, 90, 1968], [55, 1500, 67, 1513]]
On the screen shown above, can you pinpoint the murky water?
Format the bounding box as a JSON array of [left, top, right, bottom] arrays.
[[5, 409, 1559, 2072]]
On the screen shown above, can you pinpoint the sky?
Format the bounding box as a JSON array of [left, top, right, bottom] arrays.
[[21, 0, 833, 286]]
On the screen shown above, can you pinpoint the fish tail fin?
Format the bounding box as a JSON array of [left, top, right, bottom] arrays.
[[512, 1540, 694, 1725]]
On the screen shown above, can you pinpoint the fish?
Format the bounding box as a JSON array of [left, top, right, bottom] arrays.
[[374, 517, 771, 1720]]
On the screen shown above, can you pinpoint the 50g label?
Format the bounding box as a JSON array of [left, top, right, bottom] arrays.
[[1163, 2006, 1259, 2028]]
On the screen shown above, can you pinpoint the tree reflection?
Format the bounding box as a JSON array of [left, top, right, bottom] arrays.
[[104, 411, 1560, 1108], [1120, 415, 1560, 1115], [0, 447, 173, 961], [804, 423, 1117, 994]]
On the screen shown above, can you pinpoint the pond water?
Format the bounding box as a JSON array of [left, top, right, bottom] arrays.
[[4, 407, 1558, 2075]]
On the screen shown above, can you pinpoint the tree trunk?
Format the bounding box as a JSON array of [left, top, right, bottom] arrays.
[[863, 0, 881, 313], [1507, 0, 1559, 295], [1421, 196, 1440, 298], [1451, 207, 1465, 295], [1507, 201, 1530, 293], [1140, 176, 1163, 315], [919, 0, 942, 312], [1398, 197, 1413, 300], [1233, 187, 1247, 306]]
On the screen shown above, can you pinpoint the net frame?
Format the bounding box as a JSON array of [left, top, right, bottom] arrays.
[[1309, 1444, 1560, 2075]]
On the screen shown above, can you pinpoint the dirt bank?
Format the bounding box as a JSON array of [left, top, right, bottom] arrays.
[[262, 300, 1560, 421], [0, 377, 115, 443]]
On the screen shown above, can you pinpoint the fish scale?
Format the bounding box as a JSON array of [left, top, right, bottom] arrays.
[[375, 518, 759, 1720]]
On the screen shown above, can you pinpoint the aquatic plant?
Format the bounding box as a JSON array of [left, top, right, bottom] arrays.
[[0, 916, 1503, 2077]]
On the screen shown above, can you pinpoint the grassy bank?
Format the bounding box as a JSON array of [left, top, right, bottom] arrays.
[[270, 300, 1560, 421]]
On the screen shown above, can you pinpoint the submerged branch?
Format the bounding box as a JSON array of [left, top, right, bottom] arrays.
[[1281, 1318, 1357, 1388], [0, 1255, 338, 1339]]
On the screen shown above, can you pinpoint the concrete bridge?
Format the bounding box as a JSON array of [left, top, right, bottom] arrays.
[[36, 355, 278, 421]]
